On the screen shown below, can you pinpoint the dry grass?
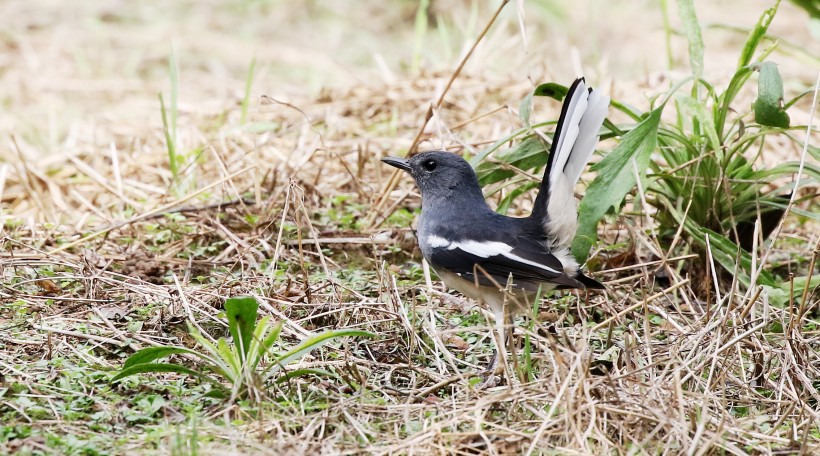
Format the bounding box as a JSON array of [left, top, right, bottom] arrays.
[[1, 1, 819, 454]]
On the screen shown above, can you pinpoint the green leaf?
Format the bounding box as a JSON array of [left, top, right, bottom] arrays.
[[187, 327, 234, 381], [158, 93, 177, 180], [737, 0, 780, 68], [122, 346, 199, 369], [475, 136, 548, 186], [257, 320, 283, 365], [113, 363, 230, 396], [790, 0, 820, 19], [188, 325, 221, 361], [677, 0, 705, 78], [571, 107, 663, 262], [216, 338, 240, 376], [470, 125, 540, 168], [716, 1, 780, 138], [700, 228, 776, 287], [533, 82, 569, 100], [225, 296, 259, 361], [112, 363, 228, 394], [759, 200, 820, 221], [203, 389, 228, 399], [519, 91, 534, 128], [678, 94, 720, 150], [753, 62, 790, 128], [496, 181, 539, 215], [265, 329, 375, 378]]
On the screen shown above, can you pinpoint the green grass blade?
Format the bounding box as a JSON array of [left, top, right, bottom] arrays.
[[216, 338, 240, 376], [495, 181, 539, 215], [123, 346, 200, 369], [469, 125, 534, 168], [677, 94, 720, 150], [737, 0, 781, 68], [158, 92, 178, 181], [257, 320, 283, 364], [112, 362, 228, 394], [677, 0, 704, 79], [187, 327, 234, 381], [240, 57, 256, 125], [169, 43, 178, 147], [265, 329, 375, 378], [475, 136, 548, 186], [700, 228, 776, 287]]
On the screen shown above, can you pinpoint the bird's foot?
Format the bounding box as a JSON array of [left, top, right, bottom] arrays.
[[478, 350, 506, 388]]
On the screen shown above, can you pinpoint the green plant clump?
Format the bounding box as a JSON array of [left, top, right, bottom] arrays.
[[113, 296, 374, 402], [474, 0, 819, 289]]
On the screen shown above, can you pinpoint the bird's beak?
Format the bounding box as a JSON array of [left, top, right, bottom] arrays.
[[381, 156, 412, 172]]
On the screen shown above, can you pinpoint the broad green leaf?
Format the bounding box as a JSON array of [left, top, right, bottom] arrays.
[[265, 329, 375, 378], [112, 362, 228, 394], [753, 62, 790, 128], [571, 107, 663, 262], [677, 0, 704, 78], [225, 296, 259, 360], [533, 82, 569, 100], [123, 346, 199, 369], [475, 136, 547, 186]]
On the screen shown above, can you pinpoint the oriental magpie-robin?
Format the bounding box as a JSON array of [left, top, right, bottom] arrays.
[[382, 78, 608, 374]]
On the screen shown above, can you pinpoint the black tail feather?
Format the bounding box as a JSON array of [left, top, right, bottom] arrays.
[[530, 77, 586, 224]]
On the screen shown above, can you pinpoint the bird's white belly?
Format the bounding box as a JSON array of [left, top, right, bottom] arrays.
[[434, 268, 555, 317]]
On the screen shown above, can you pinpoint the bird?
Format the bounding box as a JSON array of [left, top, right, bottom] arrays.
[[382, 77, 609, 377]]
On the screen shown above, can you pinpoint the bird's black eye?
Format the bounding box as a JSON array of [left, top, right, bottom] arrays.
[[422, 159, 437, 172]]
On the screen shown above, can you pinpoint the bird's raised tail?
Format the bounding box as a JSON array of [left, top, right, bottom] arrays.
[[530, 78, 610, 248]]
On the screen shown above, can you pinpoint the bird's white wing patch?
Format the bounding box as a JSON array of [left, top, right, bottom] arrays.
[[447, 240, 562, 275], [426, 234, 451, 249]]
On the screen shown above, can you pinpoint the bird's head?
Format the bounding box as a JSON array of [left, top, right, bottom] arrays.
[[381, 151, 483, 202]]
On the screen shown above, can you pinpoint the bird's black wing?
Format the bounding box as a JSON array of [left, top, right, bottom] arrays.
[[424, 225, 584, 291]]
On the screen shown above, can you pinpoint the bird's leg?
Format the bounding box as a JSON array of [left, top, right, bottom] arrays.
[[492, 306, 507, 376], [478, 306, 506, 389], [483, 294, 509, 377]]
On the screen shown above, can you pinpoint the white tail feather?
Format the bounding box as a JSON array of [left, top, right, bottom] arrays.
[[563, 88, 609, 186], [545, 80, 610, 247]]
